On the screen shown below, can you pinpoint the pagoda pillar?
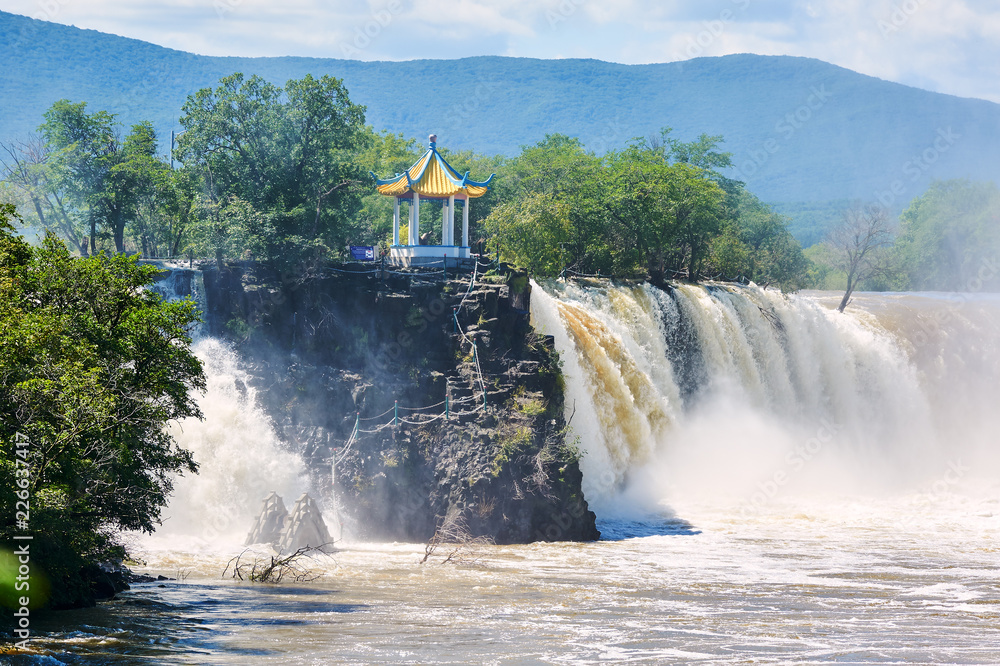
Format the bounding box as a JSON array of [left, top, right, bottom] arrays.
[[411, 192, 420, 246], [393, 197, 400, 246], [448, 195, 456, 245], [441, 199, 449, 246], [462, 198, 470, 248]]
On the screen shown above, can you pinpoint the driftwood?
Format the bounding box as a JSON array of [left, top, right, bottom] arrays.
[[420, 512, 495, 565], [223, 544, 333, 583]]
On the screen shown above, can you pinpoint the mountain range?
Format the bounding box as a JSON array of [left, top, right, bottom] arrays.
[[2, 10, 999, 246]]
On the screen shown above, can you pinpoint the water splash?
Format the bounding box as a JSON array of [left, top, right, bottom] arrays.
[[142, 265, 311, 550], [158, 338, 310, 545], [529, 280, 980, 516]]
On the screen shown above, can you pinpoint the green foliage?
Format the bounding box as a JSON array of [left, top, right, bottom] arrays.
[[480, 130, 807, 286], [489, 427, 533, 478], [38, 101, 168, 255], [515, 398, 547, 417], [351, 131, 422, 245], [176, 73, 368, 270], [895, 180, 1000, 291], [189, 194, 267, 265], [485, 193, 571, 276], [803, 243, 845, 289], [0, 206, 205, 608], [710, 189, 810, 289]]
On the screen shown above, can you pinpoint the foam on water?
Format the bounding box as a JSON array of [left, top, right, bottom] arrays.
[[61, 273, 992, 664], [530, 280, 1000, 516]]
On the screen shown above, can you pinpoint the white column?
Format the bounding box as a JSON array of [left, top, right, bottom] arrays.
[[407, 196, 414, 245], [412, 192, 420, 246], [441, 200, 448, 246], [393, 197, 400, 246], [462, 198, 470, 248], [447, 195, 455, 246]]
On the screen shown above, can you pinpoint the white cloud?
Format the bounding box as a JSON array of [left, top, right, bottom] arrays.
[[0, 0, 997, 101]]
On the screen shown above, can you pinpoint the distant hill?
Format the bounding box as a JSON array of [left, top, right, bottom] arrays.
[[3, 10, 1000, 242]]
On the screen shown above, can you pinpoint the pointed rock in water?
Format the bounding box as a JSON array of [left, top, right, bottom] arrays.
[[245, 491, 289, 546], [279, 493, 334, 553]]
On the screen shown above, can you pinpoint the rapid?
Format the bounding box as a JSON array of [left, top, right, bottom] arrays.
[[21, 280, 1000, 664]]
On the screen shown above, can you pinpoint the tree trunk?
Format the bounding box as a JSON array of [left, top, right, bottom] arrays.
[[172, 230, 184, 258], [837, 275, 855, 312], [114, 211, 126, 254]]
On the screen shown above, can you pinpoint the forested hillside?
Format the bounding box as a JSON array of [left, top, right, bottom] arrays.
[[3, 9, 1000, 219]]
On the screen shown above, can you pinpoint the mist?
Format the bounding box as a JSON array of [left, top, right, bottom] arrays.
[[531, 280, 1000, 521]]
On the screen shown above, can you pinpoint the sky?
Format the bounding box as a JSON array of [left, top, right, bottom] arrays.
[[3, 0, 999, 103]]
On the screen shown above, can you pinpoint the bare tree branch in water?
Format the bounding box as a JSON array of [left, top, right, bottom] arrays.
[[223, 544, 334, 583], [421, 511, 495, 565]]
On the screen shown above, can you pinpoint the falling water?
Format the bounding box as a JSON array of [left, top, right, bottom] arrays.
[[24, 275, 1000, 663], [530, 280, 998, 517], [142, 265, 311, 551]]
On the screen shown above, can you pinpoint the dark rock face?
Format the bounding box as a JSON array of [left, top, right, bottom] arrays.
[[201, 264, 599, 543]]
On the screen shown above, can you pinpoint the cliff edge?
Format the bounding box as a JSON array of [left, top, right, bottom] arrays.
[[201, 262, 599, 543]]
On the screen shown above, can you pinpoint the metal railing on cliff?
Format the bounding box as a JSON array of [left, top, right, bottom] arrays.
[[328, 258, 760, 459], [331, 256, 490, 462]]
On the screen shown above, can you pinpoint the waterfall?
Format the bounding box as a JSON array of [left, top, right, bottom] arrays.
[[144, 264, 311, 548], [530, 280, 998, 517], [159, 338, 310, 543], [146, 263, 208, 334]]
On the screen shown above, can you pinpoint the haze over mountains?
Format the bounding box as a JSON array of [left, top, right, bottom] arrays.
[[2, 10, 999, 245]]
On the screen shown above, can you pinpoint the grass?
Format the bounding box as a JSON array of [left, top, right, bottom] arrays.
[[489, 426, 533, 478]]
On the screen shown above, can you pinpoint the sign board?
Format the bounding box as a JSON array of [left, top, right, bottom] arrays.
[[350, 246, 376, 261]]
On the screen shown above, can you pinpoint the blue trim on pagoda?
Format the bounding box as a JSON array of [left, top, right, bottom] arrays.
[[370, 146, 495, 192]]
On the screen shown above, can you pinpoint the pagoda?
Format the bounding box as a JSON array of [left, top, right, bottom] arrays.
[[371, 134, 494, 266]]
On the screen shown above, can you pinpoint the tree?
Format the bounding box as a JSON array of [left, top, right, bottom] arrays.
[[127, 165, 197, 260], [827, 203, 895, 312], [0, 204, 205, 608], [708, 189, 809, 289], [895, 180, 1000, 291], [39, 101, 164, 254], [105, 121, 168, 254], [484, 193, 571, 276], [604, 144, 678, 276], [351, 131, 422, 247], [478, 128, 804, 286], [1, 135, 89, 255], [660, 127, 735, 173], [503, 135, 608, 273], [189, 193, 268, 265], [176, 73, 368, 270]]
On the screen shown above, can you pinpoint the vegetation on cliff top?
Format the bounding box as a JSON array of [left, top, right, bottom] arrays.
[[2, 73, 811, 289], [7, 69, 995, 293]]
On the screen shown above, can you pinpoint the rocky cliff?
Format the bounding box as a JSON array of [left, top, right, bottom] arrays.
[[200, 262, 599, 543]]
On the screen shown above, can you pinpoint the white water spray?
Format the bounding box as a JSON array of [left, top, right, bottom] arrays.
[[143, 266, 311, 550], [531, 280, 996, 517], [159, 338, 310, 544]]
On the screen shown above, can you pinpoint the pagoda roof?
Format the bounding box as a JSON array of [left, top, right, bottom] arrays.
[[371, 139, 494, 200]]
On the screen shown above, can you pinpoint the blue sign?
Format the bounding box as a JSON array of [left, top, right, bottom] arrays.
[[350, 246, 376, 261]]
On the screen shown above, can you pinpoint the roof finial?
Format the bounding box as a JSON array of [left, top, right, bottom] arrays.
[[429, 134, 437, 149]]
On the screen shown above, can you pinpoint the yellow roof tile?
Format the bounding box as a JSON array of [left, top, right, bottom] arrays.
[[372, 143, 494, 199]]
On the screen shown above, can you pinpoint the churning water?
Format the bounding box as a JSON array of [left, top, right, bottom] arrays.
[[17, 282, 1000, 664]]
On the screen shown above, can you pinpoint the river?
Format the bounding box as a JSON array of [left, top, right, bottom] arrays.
[[15, 283, 1000, 664]]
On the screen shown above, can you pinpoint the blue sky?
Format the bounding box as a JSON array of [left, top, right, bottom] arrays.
[[3, 0, 999, 102]]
